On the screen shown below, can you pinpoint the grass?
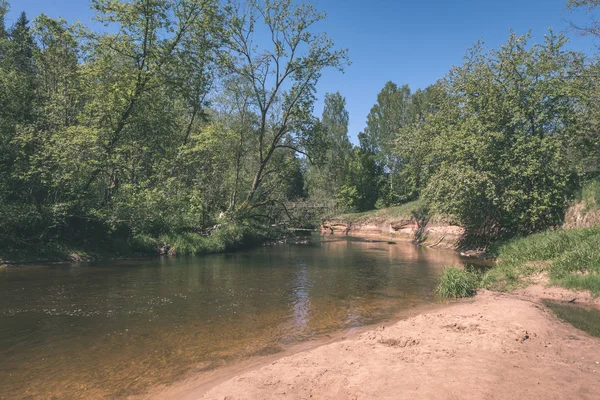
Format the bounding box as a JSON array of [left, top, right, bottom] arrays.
[[580, 180, 600, 213], [0, 223, 264, 264], [564, 180, 600, 229], [482, 227, 600, 295], [333, 199, 455, 225], [159, 224, 248, 255], [436, 266, 481, 298], [544, 300, 600, 338], [334, 200, 424, 224]]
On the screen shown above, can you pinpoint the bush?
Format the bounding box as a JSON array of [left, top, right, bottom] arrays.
[[436, 266, 480, 298]]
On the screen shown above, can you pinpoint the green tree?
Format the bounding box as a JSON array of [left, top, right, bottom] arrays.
[[0, 8, 43, 248], [566, 0, 600, 180], [0, 0, 7, 38], [224, 0, 349, 218], [423, 32, 583, 242], [8, 11, 37, 123], [359, 81, 414, 205], [305, 92, 353, 211], [568, 0, 600, 35], [321, 92, 352, 188], [337, 148, 383, 212]]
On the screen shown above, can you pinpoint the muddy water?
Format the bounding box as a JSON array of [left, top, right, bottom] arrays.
[[544, 300, 600, 338], [0, 235, 473, 399]]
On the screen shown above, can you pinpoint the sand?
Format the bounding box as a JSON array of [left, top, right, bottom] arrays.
[[190, 290, 600, 400], [144, 283, 600, 400]]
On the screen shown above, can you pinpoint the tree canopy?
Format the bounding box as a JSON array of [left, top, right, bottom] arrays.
[[1, 0, 599, 257]]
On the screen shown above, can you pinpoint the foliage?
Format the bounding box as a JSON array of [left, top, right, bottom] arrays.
[[0, 0, 346, 259], [304, 92, 353, 214], [336, 148, 385, 212], [350, 28, 597, 245], [2, 0, 600, 261], [580, 180, 600, 212], [159, 223, 248, 255], [436, 266, 480, 298], [482, 227, 600, 294], [358, 82, 430, 205], [421, 33, 583, 242], [223, 0, 349, 214]]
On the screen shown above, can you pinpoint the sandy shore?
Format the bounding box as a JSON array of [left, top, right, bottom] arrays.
[[149, 287, 600, 400]]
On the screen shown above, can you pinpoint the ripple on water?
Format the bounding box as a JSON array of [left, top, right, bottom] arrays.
[[0, 236, 470, 399]]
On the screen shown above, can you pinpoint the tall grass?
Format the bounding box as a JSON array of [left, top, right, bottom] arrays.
[[436, 266, 481, 298], [159, 224, 247, 255], [580, 180, 600, 212], [483, 227, 600, 294]]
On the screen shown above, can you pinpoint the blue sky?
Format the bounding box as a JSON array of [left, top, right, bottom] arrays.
[[6, 0, 600, 143]]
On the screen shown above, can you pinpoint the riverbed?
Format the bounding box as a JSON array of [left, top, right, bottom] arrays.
[[0, 235, 473, 399]]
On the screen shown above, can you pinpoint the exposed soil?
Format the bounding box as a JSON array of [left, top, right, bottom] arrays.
[[321, 219, 465, 253], [563, 201, 600, 230], [157, 290, 600, 400]]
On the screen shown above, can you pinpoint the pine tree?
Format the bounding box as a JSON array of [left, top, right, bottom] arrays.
[[8, 11, 37, 123], [0, 1, 7, 39]]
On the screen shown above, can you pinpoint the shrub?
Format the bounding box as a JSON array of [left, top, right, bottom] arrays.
[[436, 266, 480, 298]]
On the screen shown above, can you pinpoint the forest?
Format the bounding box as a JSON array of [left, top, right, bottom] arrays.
[[1, 0, 600, 259]]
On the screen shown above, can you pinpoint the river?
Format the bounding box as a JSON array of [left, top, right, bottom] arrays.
[[0, 234, 474, 399]]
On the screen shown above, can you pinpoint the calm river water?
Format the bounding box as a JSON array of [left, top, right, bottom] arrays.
[[0, 235, 473, 399]]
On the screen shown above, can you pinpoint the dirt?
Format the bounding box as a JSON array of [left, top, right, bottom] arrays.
[[563, 201, 600, 229], [159, 290, 600, 400]]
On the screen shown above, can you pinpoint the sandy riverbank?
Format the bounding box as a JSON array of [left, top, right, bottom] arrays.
[[150, 287, 600, 400]]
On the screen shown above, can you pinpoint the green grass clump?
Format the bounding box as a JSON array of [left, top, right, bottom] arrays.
[[160, 224, 247, 255], [556, 274, 600, 294], [436, 266, 481, 298], [334, 199, 454, 223], [482, 227, 600, 294], [334, 199, 424, 224], [129, 234, 157, 254], [580, 180, 600, 212]]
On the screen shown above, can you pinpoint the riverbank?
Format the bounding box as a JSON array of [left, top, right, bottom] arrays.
[[0, 224, 279, 267], [321, 201, 475, 255], [163, 288, 600, 400]]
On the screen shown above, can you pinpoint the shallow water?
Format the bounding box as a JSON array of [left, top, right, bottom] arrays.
[[544, 300, 600, 338], [0, 235, 472, 399]]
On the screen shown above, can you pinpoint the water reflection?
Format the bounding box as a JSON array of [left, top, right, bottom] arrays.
[[291, 261, 310, 333], [0, 234, 470, 399]]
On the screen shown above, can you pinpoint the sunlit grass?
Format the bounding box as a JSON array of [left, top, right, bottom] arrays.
[[334, 199, 455, 225], [483, 227, 600, 295], [580, 180, 600, 212], [334, 200, 423, 223], [436, 266, 480, 298], [159, 224, 247, 255]]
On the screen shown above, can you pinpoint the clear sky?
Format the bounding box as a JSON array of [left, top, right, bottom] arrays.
[[6, 0, 600, 143]]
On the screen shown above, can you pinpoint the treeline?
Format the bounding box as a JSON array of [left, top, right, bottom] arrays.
[[1, 0, 600, 258], [0, 0, 348, 257], [315, 3, 600, 245]]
